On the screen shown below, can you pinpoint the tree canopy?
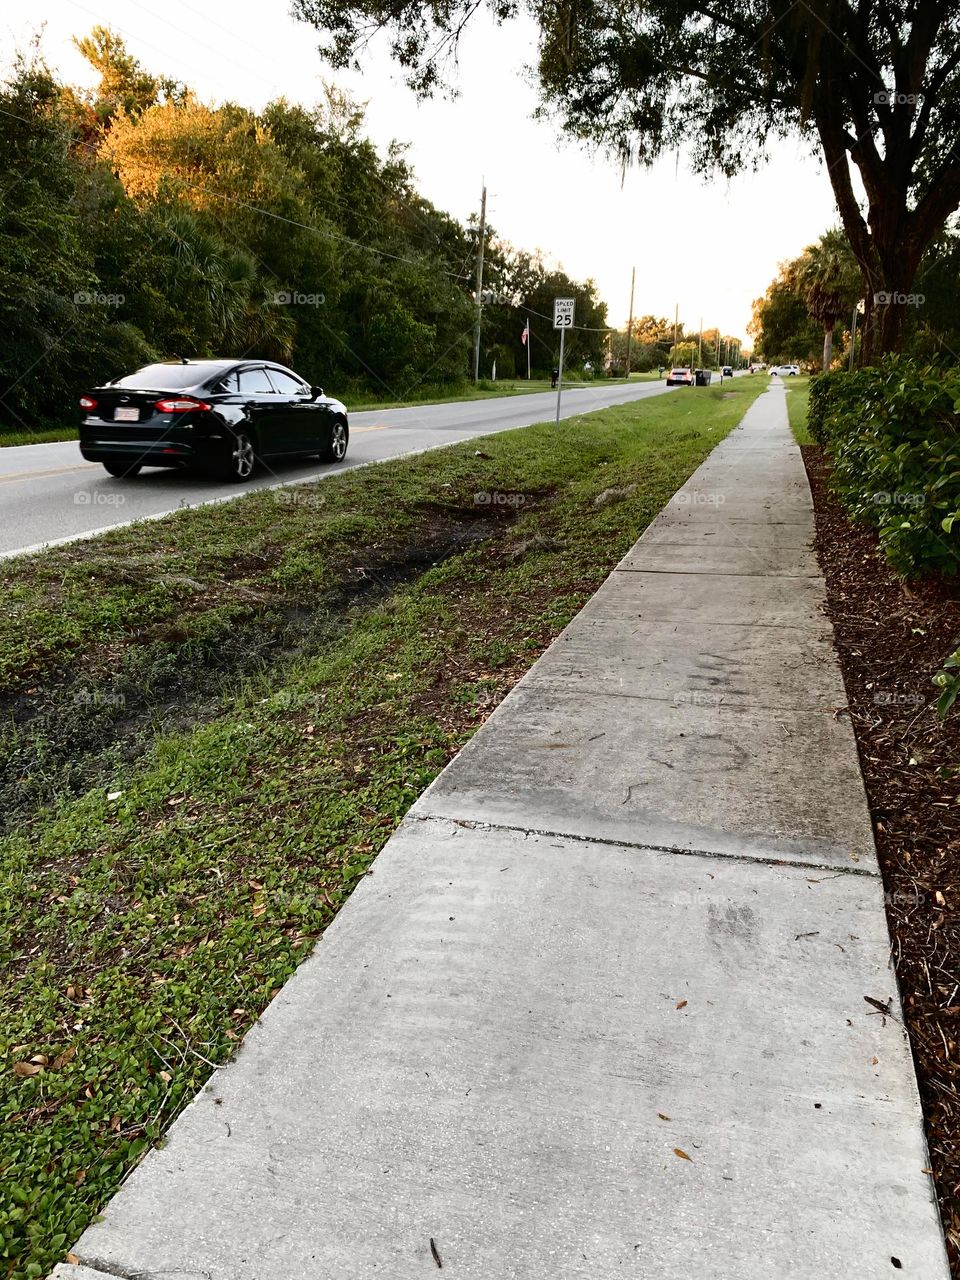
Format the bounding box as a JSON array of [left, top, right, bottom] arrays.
[[294, 0, 960, 361], [0, 34, 607, 430]]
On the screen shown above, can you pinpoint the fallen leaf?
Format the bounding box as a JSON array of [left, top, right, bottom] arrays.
[[51, 1046, 77, 1070], [675, 999, 687, 1010], [430, 1237, 443, 1268], [658, 1113, 671, 1121], [673, 1148, 692, 1161], [13, 1061, 42, 1078], [66, 1252, 80, 1263], [864, 995, 892, 1016]]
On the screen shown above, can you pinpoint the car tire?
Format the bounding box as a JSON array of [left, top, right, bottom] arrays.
[[210, 429, 256, 482], [102, 461, 142, 478], [320, 417, 348, 464]]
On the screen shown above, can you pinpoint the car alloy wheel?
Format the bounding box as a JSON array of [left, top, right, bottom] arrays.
[[330, 420, 347, 461]]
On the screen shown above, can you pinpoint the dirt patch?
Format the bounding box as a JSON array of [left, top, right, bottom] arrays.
[[803, 444, 960, 1270], [0, 502, 534, 830]]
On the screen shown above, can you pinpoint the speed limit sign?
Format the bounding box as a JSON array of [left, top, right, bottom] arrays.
[[552, 298, 575, 423], [553, 298, 575, 328]]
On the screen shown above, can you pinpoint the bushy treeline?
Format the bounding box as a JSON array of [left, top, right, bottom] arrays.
[[0, 31, 608, 430]]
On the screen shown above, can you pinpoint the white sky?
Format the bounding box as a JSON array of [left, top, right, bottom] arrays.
[[11, 2, 844, 343]]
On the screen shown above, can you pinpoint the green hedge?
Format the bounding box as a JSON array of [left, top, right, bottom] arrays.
[[810, 358, 960, 577]]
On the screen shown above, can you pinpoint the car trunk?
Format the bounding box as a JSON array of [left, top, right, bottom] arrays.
[[87, 388, 189, 441]]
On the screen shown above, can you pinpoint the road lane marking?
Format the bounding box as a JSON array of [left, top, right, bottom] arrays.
[[351, 424, 391, 433], [0, 463, 99, 484]]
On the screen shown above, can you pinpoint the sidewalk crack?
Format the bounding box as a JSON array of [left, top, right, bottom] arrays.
[[409, 813, 877, 878]]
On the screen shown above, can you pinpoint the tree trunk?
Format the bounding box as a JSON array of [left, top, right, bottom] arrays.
[[822, 326, 833, 371], [814, 118, 930, 365], [858, 261, 919, 365]]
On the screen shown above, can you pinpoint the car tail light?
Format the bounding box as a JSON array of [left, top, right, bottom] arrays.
[[155, 397, 211, 413], [79, 396, 97, 410]]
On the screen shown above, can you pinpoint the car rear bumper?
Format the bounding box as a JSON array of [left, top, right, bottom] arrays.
[[79, 439, 199, 466]]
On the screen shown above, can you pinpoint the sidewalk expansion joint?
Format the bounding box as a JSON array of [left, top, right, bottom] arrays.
[[613, 567, 820, 578], [580, 616, 830, 631], [409, 811, 878, 879], [520, 681, 841, 713]]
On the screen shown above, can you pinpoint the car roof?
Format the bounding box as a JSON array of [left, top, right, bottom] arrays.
[[153, 359, 296, 372]]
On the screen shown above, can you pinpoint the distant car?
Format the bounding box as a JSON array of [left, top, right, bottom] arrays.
[[770, 364, 800, 376], [721, 365, 733, 378], [666, 367, 695, 386], [749, 363, 765, 373], [79, 359, 348, 481]]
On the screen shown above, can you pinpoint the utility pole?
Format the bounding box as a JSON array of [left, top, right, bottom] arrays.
[[472, 183, 487, 382], [698, 316, 703, 368], [672, 303, 678, 365], [625, 266, 636, 378]]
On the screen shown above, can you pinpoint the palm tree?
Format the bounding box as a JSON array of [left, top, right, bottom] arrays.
[[789, 229, 863, 371]]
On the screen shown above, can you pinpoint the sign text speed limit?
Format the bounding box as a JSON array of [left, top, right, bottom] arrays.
[[553, 298, 575, 329]]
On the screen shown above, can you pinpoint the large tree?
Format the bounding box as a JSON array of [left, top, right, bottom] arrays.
[[295, 0, 960, 362]]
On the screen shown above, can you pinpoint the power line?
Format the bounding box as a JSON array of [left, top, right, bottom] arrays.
[[166, 186, 474, 280]]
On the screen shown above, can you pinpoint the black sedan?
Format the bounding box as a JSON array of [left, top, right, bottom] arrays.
[[79, 359, 349, 481]]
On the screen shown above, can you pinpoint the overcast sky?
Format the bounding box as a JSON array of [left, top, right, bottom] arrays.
[[12, 1, 844, 343]]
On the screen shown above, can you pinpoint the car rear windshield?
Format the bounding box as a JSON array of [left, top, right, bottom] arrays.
[[112, 363, 227, 389]]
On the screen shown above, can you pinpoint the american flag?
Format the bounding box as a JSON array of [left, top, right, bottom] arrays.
[[521, 320, 529, 345]]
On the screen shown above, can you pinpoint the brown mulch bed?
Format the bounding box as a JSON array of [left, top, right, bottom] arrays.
[[803, 444, 960, 1268]]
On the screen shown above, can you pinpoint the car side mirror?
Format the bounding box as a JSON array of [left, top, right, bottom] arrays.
[[311, 385, 325, 400]]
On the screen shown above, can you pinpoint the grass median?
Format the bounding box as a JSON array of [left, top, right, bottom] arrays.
[[0, 375, 765, 1279]]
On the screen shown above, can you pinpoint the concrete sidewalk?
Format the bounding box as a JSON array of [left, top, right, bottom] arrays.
[[54, 385, 948, 1278]]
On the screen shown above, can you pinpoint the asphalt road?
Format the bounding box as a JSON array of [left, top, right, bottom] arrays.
[[0, 380, 675, 559]]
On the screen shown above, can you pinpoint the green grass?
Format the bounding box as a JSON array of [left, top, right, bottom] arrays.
[[0, 426, 80, 448], [0, 375, 767, 1278], [784, 375, 812, 445], [0, 374, 664, 448]]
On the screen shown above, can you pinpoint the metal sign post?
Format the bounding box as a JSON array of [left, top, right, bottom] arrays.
[[553, 297, 574, 423]]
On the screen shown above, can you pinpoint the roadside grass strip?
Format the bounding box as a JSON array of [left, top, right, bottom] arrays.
[[784, 374, 812, 445]]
